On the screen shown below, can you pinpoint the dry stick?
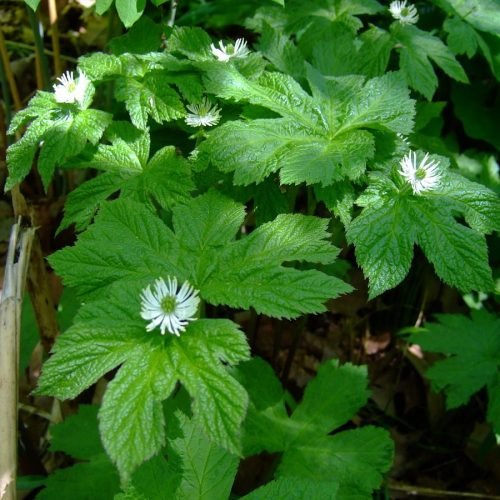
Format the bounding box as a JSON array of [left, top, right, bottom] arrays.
[[0, 29, 22, 111], [47, 0, 62, 76], [0, 220, 35, 500], [388, 481, 500, 499]]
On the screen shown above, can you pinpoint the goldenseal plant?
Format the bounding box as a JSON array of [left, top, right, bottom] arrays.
[[6, 0, 500, 498]]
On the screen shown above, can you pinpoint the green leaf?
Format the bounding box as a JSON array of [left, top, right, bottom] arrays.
[[356, 26, 393, 77], [172, 190, 245, 251], [109, 16, 163, 55], [237, 358, 392, 497], [347, 197, 416, 298], [410, 310, 500, 432], [59, 173, 120, 233], [24, 0, 41, 10], [124, 455, 179, 500], [167, 26, 213, 61], [37, 405, 120, 500], [115, 72, 184, 129], [49, 199, 181, 298], [258, 23, 306, 81], [50, 405, 103, 460], [392, 24, 469, 100], [79, 53, 123, 80], [440, 0, 500, 35], [34, 327, 140, 400], [95, 0, 114, 15], [202, 69, 413, 187], [115, 0, 146, 27], [169, 412, 239, 500], [278, 427, 394, 498], [439, 172, 500, 234], [38, 109, 112, 189], [37, 282, 250, 480], [52, 192, 350, 318], [443, 17, 479, 57], [347, 167, 497, 297], [410, 199, 494, 293], [37, 456, 120, 500], [243, 477, 339, 500], [6, 116, 53, 190], [451, 82, 500, 151], [289, 361, 369, 442]]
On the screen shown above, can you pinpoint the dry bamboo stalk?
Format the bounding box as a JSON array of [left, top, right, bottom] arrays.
[[0, 29, 22, 111], [0, 220, 35, 500], [47, 0, 62, 76]]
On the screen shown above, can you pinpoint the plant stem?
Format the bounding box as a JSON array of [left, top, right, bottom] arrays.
[[26, 6, 51, 90], [168, 0, 179, 27]]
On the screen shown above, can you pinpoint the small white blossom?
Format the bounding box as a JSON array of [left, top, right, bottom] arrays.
[[53, 71, 91, 105], [210, 38, 250, 62], [140, 277, 200, 336], [185, 97, 221, 127], [389, 1, 419, 24], [399, 150, 441, 195]]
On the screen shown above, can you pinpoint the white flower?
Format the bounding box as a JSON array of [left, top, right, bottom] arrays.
[[210, 38, 250, 62], [389, 1, 419, 24], [185, 97, 221, 127], [140, 277, 200, 336], [53, 71, 91, 105], [399, 150, 441, 195]]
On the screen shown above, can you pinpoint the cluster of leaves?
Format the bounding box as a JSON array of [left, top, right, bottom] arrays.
[[8, 0, 500, 497], [37, 359, 393, 499], [410, 310, 500, 434]]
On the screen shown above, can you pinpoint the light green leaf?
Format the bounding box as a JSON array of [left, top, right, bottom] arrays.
[[170, 412, 239, 500], [99, 346, 177, 480], [24, 0, 41, 9], [167, 26, 213, 61], [34, 327, 140, 400], [115, 0, 146, 27], [172, 190, 245, 251], [410, 310, 500, 431], [205, 67, 320, 128], [95, 0, 114, 15], [38, 109, 112, 189], [49, 199, 181, 298], [115, 72, 184, 129], [51, 192, 350, 318]]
